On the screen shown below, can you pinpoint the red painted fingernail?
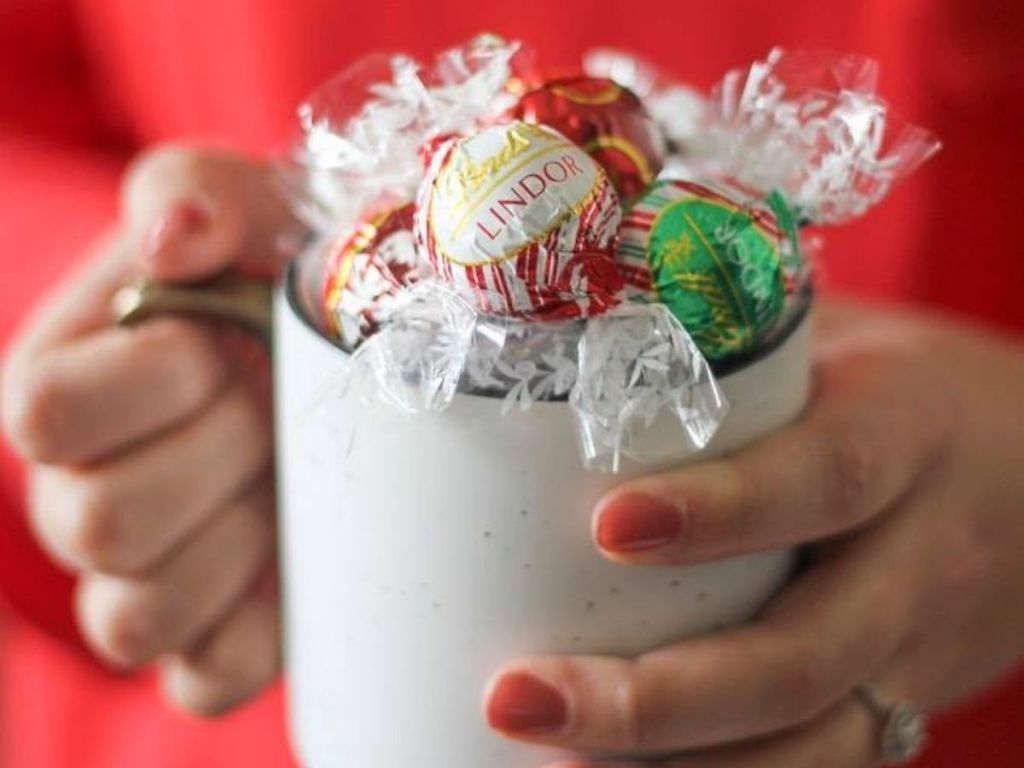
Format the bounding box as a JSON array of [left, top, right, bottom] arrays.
[[145, 201, 211, 260], [486, 673, 568, 733], [596, 492, 684, 553]]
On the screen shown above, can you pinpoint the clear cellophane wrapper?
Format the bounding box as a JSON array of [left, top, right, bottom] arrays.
[[289, 36, 939, 471]]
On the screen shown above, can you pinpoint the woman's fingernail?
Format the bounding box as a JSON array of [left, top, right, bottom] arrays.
[[596, 492, 684, 553], [145, 201, 211, 260], [486, 672, 568, 733]]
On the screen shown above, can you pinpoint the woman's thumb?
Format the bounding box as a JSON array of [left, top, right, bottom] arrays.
[[122, 146, 303, 283]]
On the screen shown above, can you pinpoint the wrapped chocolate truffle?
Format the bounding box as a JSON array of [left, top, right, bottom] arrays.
[[614, 47, 940, 364], [617, 179, 800, 361], [509, 75, 665, 199], [415, 120, 623, 319], [321, 201, 424, 349]]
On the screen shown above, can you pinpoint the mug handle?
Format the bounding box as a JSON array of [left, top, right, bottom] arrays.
[[112, 272, 274, 343]]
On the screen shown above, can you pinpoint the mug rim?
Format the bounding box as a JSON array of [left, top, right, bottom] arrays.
[[283, 261, 813, 392]]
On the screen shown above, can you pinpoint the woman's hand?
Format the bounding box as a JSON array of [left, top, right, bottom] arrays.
[[1, 146, 302, 716], [485, 300, 1024, 766]]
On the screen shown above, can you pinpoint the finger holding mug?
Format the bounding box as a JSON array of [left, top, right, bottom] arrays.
[[2, 144, 301, 717]]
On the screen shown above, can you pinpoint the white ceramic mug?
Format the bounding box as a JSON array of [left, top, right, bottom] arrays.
[[116, 257, 812, 767]]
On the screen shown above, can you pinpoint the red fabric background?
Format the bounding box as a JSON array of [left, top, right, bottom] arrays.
[[0, 0, 1022, 765]]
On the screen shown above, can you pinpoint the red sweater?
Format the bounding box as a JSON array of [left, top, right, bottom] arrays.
[[1, 0, 1022, 765]]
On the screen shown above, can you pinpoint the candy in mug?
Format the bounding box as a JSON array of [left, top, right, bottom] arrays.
[[415, 120, 624, 320], [616, 177, 800, 362], [509, 75, 666, 199], [321, 200, 424, 349]]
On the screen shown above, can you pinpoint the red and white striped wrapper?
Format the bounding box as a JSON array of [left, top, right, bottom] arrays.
[[322, 202, 424, 349], [415, 121, 623, 320]]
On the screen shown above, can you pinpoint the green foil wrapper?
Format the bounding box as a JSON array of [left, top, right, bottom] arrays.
[[617, 179, 799, 362]]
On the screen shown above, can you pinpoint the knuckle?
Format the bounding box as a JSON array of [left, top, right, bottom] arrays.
[[774, 641, 836, 726], [713, 462, 759, 540], [78, 581, 162, 668], [221, 381, 257, 421], [824, 424, 882, 524], [64, 479, 130, 571], [138, 319, 225, 404], [225, 638, 277, 693], [168, 607, 278, 717], [170, 655, 269, 718], [2, 360, 67, 462], [236, 499, 275, 554], [171, 678, 234, 718], [611, 661, 656, 751], [222, 386, 271, 450], [923, 519, 991, 625], [124, 144, 205, 198], [945, 535, 992, 596]]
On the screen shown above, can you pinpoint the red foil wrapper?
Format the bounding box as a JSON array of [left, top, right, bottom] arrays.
[[322, 202, 422, 348], [510, 76, 665, 199]]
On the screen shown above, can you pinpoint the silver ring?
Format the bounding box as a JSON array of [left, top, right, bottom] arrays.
[[855, 684, 928, 764]]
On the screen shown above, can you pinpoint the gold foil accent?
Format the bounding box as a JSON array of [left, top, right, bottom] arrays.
[[679, 208, 753, 334], [446, 143, 582, 239], [322, 209, 395, 335], [582, 135, 655, 185], [549, 81, 623, 106], [660, 232, 696, 271], [441, 123, 551, 205]]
